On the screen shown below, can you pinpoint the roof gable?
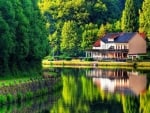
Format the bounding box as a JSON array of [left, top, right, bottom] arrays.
[[139, 32, 146, 39], [93, 39, 100, 47]]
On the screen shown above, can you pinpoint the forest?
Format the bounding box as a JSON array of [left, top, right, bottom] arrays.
[[0, 0, 150, 74], [39, 0, 150, 58], [0, 0, 50, 74]]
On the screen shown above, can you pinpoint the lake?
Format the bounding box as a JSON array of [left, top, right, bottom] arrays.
[[1, 67, 150, 113]]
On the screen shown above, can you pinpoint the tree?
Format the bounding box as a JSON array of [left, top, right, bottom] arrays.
[[113, 20, 122, 32], [97, 24, 106, 38], [97, 21, 121, 38], [0, 0, 50, 74], [0, 0, 15, 70], [102, 0, 123, 23], [122, 96, 139, 113], [81, 23, 98, 50], [0, 14, 13, 70], [121, 0, 142, 32], [27, 1, 49, 61], [139, 0, 150, 37], [38, 0, 124, 56], [48, 31, 60, 56], [61, 21, 80, 57], [13, 0, 30, 62]]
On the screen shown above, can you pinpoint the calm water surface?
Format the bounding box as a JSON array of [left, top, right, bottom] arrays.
[[1, 68, 150, 113]]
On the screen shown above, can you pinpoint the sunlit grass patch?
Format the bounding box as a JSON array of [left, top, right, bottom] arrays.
[[42, 60, 134, 67], [0, 76, 42, 87], [42, 60, 150, 70], [137, 62, 150, 67]]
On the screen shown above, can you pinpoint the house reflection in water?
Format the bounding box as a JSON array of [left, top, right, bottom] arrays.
[[86, 69, 147, 95]]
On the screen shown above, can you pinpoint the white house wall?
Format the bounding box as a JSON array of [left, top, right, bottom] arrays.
[[93, 40, 128, 50]]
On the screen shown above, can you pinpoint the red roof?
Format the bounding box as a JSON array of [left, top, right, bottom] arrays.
[[109, 33, 120, 39], [93, 39, 100, 47], [139, 32, 146, 39]]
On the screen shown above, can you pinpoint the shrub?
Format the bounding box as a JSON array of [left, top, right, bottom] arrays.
[[54, 55, 72, 60], [84, 57, 94, 61], [48, 57, 54, 61], [64, 57, 72, 61]]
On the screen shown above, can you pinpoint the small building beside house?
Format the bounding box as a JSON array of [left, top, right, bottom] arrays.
[[86, 32, 147, 61]]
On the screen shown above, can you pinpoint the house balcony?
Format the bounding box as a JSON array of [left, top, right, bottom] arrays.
[[86, 48, 129, 61], [88, 48, 129, 53]]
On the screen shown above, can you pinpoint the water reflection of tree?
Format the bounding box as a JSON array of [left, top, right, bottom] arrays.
[[50, 75, 124, 113], [139, 70, 150, 113], [122, 95, 139, 113], [140, 86, 150, 113], [50, 68, 150, 113]]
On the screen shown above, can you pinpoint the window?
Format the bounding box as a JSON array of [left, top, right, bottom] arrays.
[[108, 38, 114, 42]]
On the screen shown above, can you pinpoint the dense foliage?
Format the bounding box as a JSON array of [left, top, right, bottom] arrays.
[[0, 0, 149, 73], [121, 0, 137, 31], [39, 0, 125, 57], [0, 0, 49, 74], [39, 0, 150, 58], [139, 0, 150, 37]]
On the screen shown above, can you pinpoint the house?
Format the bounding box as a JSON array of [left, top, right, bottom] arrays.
[[86, 32, 147, 61]]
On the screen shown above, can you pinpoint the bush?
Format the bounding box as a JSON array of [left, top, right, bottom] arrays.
[[84, 57, 94, 61], [54, 55, 72, 61], [64, 57, 72, 61], [44, 56, 54, 61]]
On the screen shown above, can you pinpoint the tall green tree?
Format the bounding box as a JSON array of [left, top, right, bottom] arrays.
[[0, 14, 13, 70], [102, 0, 123, 22], [121, 0, 142, 32], [122, 96, 139, 113], [139, 0, 150, 37], [13, 0, 30, 62], [48, 31, 60, 56], [81, 23, 98, 50], [61, 21, 80, 57], [97, 24, 106, 38], [0, 0, 15, 70]]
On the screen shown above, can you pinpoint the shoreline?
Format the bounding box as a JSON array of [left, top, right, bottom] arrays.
[[0, 76, 60, 105], [42, 60, 150, 69]]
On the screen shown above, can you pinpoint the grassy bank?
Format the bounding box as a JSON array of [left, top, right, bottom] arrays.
[[0, 75, 61, 105], [42, 60, 150, 69]]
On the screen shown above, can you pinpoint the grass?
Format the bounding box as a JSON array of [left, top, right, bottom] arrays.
[[0, 76, 60, 105], [0, 65, 60, 105], [0, 76, 42, 87], [42, 60, 134, 66], [136, 62, 150, 67], [42, 59, 150, 70]]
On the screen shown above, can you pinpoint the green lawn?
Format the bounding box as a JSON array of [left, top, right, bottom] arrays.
[[0, 76, 42, 87]]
